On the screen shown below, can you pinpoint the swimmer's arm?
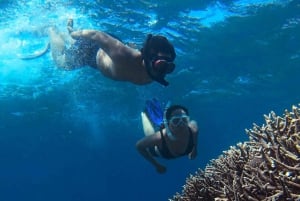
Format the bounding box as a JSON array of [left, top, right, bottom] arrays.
[[70, 30, 132, 58], [136, 134, 166, 173], [188, 120, 198, 160]]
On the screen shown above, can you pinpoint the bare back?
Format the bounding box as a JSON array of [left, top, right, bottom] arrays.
[[71, 30, 152, 85]]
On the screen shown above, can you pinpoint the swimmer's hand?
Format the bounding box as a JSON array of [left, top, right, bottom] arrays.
[[70, 30, 117, 45], [70, 30, 88, 39], [70, 30, 98, 40], [67, 18, 74, 34]]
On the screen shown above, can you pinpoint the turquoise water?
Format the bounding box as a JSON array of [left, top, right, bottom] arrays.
[[0, 0, 299, 200]]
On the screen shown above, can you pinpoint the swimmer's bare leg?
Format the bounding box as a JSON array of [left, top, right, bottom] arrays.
[[48, 27, 67, 68]]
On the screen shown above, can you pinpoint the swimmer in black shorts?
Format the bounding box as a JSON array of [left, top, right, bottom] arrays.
[[49, 19, 176, 86]]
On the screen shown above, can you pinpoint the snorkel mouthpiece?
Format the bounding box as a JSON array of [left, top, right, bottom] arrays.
[[152, 58, 175, 74]]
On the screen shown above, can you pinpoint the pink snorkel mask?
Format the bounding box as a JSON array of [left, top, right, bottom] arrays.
[[141, 34, 176, 86], [151, 56, 175, 74]]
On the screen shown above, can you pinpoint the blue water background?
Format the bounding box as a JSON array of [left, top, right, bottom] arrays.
[[0, 0, 299, 200]]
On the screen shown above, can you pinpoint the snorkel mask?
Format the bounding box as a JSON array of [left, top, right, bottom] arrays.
[[163, 103, 189, 140], [152, 55, 175, 74], [141, 34, 176, 86], [169, 114, 190, 127]]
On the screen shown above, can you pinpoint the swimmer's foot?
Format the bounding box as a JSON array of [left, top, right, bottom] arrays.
[[67, 18, 74, 34]]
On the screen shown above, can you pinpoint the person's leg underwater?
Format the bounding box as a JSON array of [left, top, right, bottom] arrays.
[[141, 98, 164, 136], [141, 111, 155, 136], [48, 27, 68, 68]]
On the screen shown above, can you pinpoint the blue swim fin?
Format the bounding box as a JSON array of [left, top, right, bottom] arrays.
[[144, 98, 164, 128]]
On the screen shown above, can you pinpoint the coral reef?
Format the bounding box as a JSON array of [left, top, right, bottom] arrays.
[[171, 105, 300, 201]]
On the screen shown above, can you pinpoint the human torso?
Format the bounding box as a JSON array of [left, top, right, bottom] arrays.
[[96, 47, 152, 85], [158, 127, 194, 159]]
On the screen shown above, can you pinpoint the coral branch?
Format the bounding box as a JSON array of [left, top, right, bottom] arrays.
[[171, 104, 300, 201]]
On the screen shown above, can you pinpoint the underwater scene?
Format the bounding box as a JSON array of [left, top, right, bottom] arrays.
[[0, 0, 299, 200]]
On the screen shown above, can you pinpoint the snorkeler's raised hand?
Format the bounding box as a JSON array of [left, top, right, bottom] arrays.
[[70, 30, 118, 50], [70, 30, 95, 40], [67, 18, 74, 34]]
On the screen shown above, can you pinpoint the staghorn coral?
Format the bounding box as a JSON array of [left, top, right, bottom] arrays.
[[171, 104, 300, 201]]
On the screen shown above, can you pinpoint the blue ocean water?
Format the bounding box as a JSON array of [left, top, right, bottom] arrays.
[[0, 0, 299, 200]]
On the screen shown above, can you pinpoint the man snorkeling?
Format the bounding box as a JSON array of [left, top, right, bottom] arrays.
[[49, 19, 176, 86], [136, 99, 198, 174]]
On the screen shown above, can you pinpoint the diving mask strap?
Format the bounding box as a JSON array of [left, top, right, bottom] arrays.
[[163, 101, 176, 140]]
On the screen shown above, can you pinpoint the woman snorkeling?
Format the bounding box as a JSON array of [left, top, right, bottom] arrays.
[[136, 100, 198, 174]]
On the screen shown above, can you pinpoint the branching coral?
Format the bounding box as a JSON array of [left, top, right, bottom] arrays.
[[171, 104, 300, 201]]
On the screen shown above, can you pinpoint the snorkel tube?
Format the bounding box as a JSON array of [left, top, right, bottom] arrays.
[[163, 101, 176, 140]]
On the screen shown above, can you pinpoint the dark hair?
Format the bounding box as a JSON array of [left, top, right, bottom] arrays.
[[166, 105, 189, 121], [141, 34, 176, 62]]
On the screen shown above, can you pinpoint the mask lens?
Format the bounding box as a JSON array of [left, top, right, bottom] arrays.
[[169, 115, 189, 127], [153, 60, 175, 74]]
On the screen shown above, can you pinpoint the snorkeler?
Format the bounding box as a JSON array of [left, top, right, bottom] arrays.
[[136, 99, 198, 174], [48, 19, 176, 86]]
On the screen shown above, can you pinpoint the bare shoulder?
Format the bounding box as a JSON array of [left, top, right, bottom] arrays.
[[189, 120, 199, 133], [145, 131, 162, 142], [136, 131, 162, 147]]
